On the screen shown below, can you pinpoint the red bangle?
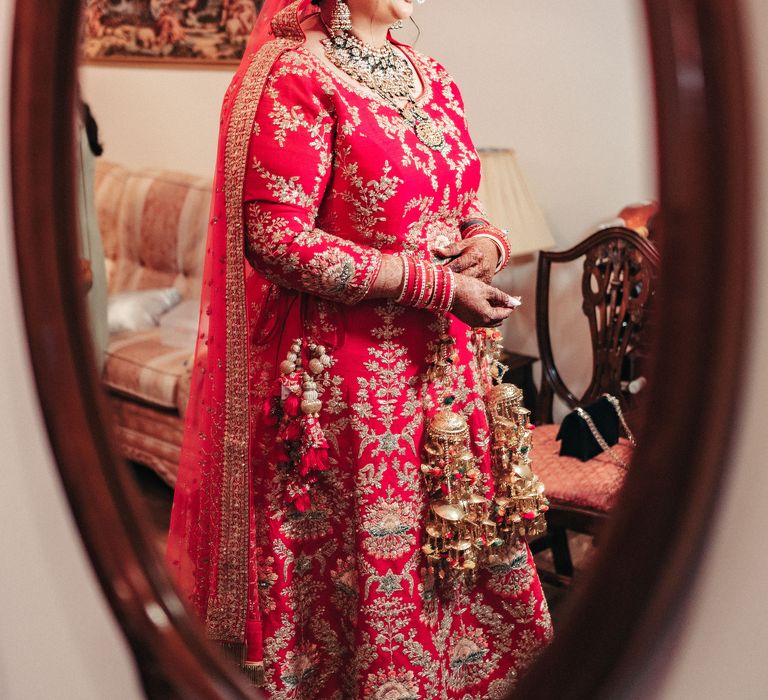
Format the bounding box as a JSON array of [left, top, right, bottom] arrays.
[[395, 256, 410, 303], [425, 264, 443, 311], [446, 268, 456, 312], [397, 258, 456, 313], [425, 264, 455, 314], [402, 258, 420, 306], [417, 262, 436, 308], [414, 260, 426, 306], [464, 226, 511, 272]]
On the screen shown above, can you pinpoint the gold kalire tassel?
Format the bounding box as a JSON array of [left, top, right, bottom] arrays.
[[420, 408, 497, 580], [420, 331, 495, 581], [419, 326, 548, 582], [486, 383, 549, 544]]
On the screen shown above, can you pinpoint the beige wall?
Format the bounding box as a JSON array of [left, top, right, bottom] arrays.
[[80, 0, 655, 411], [0, 2, 142, 698]]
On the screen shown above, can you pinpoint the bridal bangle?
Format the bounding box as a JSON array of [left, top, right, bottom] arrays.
[[397, 255, 455, 313], [460, 220, 511, 272], [395, 255, 411, 303]]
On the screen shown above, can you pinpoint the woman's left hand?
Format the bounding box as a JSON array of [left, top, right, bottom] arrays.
[[434, 238, 500, 284]]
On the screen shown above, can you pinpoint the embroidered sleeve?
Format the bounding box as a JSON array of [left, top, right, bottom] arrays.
[[461, 195, 491, 227], [243, 53, 382, 304], [427, 58, 492, 232]]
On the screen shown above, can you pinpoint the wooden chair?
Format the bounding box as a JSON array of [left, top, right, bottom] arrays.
[[529, 227, 660, 582]]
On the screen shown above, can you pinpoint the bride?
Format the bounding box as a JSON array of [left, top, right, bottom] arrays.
[[166, 1, 553, 696]]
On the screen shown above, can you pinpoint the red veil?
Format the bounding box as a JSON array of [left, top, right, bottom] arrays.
[[165, 0, 314, 675]]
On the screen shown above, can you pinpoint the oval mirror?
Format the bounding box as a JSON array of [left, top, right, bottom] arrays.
[[10, 0, 752, 697]]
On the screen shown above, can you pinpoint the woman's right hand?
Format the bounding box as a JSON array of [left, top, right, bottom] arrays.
[[450, 273, 519, 328]]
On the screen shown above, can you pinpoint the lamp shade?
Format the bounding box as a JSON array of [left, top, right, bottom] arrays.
[[477, 149, 555, 257]]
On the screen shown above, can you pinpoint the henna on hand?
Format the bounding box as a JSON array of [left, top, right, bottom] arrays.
[[434, 238, 500, 284], [450, 273, 519, 328]]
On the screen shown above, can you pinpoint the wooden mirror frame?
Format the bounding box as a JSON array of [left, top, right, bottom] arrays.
[[11, 1, 753, 698]]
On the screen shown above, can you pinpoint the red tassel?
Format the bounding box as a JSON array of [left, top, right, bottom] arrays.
[[284, 482, 312, 512], [293, 493, 312, 512], [262, 397, 279, 425], [296, 414, 330, 477], [279, 389, 332, 510], [301, 416, 329, 450], [299, 447, 329, 477], [284, 420, 301, 442], [283, 394, 301, 417]]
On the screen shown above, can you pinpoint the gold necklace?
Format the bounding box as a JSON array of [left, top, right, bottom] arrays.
[[320, 23, 446, 151]]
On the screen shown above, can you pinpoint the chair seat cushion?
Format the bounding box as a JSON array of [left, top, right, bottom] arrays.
[[104, 329, 194, 411], [531, 423, 633, 512]]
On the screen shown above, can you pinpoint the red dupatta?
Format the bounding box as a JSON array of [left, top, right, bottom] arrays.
[[165, 0, 313, 672]]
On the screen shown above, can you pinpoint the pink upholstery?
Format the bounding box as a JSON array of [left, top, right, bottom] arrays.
[[95, 160, 210, 301], [95, 161, 211, 483], [109, 396, 184, 486], [531, 424, 633, 512], [104, 329, 194, 411]]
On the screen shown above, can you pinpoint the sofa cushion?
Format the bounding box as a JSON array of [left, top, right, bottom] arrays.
[[94, 160, 211, 301], [531, 423, 633, 512], [104, 329, 194, 410], [107, 287, 182, 334]]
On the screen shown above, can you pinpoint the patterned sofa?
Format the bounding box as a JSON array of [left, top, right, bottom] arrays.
[[95, 160, 211, 485]]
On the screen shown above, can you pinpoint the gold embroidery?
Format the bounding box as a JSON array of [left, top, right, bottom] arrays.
[[207, 0, 306, 646], [402, 188, 477, 254], [245, 204, 383, 303], [361, 485, 421, 560], [350, 303, 421, 459], [252, 161, 327, 210], [335, 153, 404, 247]]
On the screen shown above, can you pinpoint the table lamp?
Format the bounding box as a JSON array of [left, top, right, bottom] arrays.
[[477, 148, 555, 257]]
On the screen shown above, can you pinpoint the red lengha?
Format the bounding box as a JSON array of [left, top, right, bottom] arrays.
[[166, 2, 552, 697]]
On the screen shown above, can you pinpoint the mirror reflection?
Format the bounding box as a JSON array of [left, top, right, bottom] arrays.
[[77, 0, 656, 693]]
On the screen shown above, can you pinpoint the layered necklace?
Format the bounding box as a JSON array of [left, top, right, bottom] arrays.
[[320, 20, 446, 151]]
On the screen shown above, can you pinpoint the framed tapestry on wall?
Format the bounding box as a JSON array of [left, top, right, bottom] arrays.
[[83, 0, 264, 65]]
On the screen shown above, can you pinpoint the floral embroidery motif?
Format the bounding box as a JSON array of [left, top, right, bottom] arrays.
[[485, 541, 535, 598], [256, 548, 279, 613], [335, 151, 404, 247], [447, 627, 490, 690], [280, 642, 321, 693], [364, 667, 421, 700], [351, 303, 421, 459], [276, 499, 333, 543], [362, 486, 421, 560]]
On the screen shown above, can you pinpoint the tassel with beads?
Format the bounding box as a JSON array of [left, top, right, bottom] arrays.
[[272, 338, 332, 512]]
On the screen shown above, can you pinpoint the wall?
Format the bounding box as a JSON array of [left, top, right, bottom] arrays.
[[80, 0, 655, 410], [628, 0, 768, 697], [410, 0, 656, 400], [0, 3, 143, 699]]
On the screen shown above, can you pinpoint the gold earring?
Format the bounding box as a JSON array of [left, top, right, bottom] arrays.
[[330, 0, 352, 35]]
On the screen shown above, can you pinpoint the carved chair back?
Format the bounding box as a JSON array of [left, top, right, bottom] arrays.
[[535, 227, 660, 424]]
